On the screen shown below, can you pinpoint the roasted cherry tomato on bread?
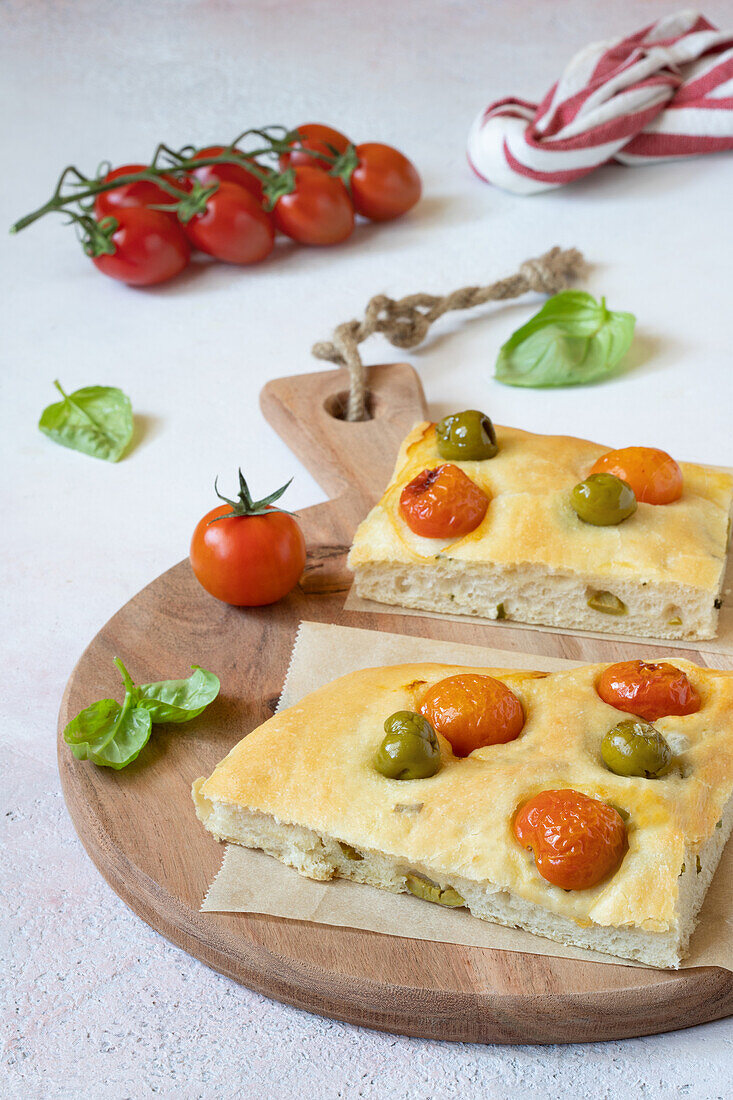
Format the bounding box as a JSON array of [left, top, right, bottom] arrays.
[[93, 164, 187, 220], [280, 123, 351, 171], [91, 208, 190, 286], [349, 142, 421, 222], [590, 447, 683, 505], [190, 145, 265, 202], [184, 181, 274, 264], [399, 464, 489, 539], [190, 470, 305, 606], [596, 660, 700, 721], [272, 166, 354, 245], [420, 674, 524, 757], [513, 789, 627, 891]]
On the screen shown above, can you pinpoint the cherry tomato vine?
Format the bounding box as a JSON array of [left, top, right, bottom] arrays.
[[10, 124, 421, 287]]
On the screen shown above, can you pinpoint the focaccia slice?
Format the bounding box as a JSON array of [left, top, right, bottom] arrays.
[[347, 423, 733, 640], [193, 660, 733, 968]]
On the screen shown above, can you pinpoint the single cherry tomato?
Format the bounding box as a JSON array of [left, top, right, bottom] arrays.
[[93, 164, 186, 220], [514, 789, 627, 891], [190, 145, 265, 202], [420, 674, 524, 756], [91, 208, 190, 286], [399, 464, 489, 539], [272, 167, 354, 245], [349, 143, 421, 221], [596, 660, 700, 721], [280, 123, 351, 171], [190, 471, 306, 606], [590, 447, 683, 505], [184, 181, 274, 264]]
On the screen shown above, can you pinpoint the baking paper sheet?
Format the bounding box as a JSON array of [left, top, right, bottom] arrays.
[[202, 621, 733, 971]]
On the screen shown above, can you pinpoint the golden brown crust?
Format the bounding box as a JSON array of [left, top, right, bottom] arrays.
[[197, 659, 733, 934], [348, 423, 733, 590]]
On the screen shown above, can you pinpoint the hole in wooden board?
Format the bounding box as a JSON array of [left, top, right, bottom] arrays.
[[323, 390, 376, 421]]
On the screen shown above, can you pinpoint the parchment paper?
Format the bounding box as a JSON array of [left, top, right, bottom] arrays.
[[202, 621, 733, 971], [343, 551, 733, 662]]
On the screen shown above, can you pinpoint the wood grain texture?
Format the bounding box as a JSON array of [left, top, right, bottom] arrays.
[[58, 363, 733, 1044]]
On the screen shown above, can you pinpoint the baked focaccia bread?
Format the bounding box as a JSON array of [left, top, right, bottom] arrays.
[[348, 415, 733, 640], [193, 657, 733, 968]]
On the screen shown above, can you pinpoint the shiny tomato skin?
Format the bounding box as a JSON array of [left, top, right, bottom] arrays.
[[184, 181, 274, 264], [190, 504, 306, 606], [514, 789, 627, 891], [590, 447, 683, 505], [420, 674, 524, 756], [190, 146, 265, 202], [350, 143, 421, 221], [273, 167, 354, 245], [399, 464, 489, 539], [93, 164, 185, 219], [91, 208, 190, 286], [279, 123, 351, 171], [596, 660, 700, 721]]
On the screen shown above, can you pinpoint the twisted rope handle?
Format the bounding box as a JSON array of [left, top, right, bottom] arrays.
[[312, 246, 587, 421]]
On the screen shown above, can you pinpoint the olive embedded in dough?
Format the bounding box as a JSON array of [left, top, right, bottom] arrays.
[[374, 711, 441, 780], [601, 719, 673, 779]]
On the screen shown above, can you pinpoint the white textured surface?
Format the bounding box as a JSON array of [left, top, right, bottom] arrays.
[[2, 1, 733, 1096]]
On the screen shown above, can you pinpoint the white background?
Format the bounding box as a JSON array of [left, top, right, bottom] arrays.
[[2, 1, 733, 1097]]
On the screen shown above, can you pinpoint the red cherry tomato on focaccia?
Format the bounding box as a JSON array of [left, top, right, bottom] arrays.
[[279, 123, 351, 171], [93, 164, 187, 220], [349, 143, 421, 221], [399, 464, 489, 539], [189, 145, 266, 203], [272, 167, 354, 245], [191, 504, 305, 606], [91, 208, 190, 286], [184, 181, 274, 264], [596, 660, 700, 721], [514, 789, 627, 891]]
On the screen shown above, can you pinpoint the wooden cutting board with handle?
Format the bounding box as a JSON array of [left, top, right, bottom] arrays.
[[58, 363, 733, 1044]]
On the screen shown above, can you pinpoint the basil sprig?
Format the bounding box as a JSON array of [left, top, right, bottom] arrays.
[[39, 379, 133, 461], [495, 291, 635, 388], [64, 658, 220, 769]]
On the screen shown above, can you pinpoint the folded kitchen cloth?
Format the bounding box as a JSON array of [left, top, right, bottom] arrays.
[[468, 9, 733, 194]]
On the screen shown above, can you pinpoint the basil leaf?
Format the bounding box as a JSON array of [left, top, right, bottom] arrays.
[[63, 698, 121, 745], [494, 291, 636, 387], [88, 706, 152, 769], [39, 379, 133, 462], [134, 666, 221, 723]]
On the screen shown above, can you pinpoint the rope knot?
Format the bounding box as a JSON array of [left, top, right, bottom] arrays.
[[519, 254, 568, 296], [313, 247, 585, 420], [380, 300, 431, 349]]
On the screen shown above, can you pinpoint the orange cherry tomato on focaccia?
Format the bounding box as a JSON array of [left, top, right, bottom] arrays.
[[399, 464, 489, 539], [513, 789, 627, 891], [190, 471, 306, 606], [596, 660, 700, 721], [590, 447, 683, 505], [420, 674, 524, 757]]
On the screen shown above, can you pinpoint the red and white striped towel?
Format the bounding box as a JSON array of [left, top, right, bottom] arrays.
[[467, 10, 733, 195]]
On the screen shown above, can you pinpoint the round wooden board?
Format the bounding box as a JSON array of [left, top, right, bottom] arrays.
[[58, 364, 733, 1044]]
